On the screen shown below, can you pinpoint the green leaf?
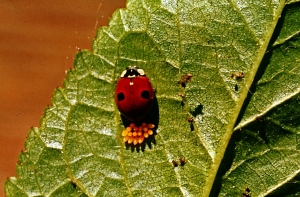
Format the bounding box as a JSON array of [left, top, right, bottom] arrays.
[[5, 0, 300, 196]]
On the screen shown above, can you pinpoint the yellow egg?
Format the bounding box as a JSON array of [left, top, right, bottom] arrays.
[[148, 130, 153, 135], [133, 127, 139, 132], [147, 124, 155, 129], [123, 136, 129, 142], [122, 130, 128, 136], [126, 127, 132, 132], [128, 136, 134, 144], [143, 127, 148, 132], [144, 133, 149, 138], [138, 136, 144, 144]]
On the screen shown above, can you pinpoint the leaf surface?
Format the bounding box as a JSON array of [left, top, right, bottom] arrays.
[[5, 0, 300, 197]]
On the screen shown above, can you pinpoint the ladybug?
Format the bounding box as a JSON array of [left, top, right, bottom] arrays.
[[115, 66, 154, 121]]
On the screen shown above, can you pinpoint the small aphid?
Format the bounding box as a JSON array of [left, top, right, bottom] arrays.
[[241, 186, 251, 197], [231, 72, 245, 80], [178, 93, 185, 98], [255, 115, 262, 121], [179, 73, 193, 87], [245, 187, 250, 193], [179, 157, 187, 166], [187, 117, 194, 122], [172, 160, 178, 167], [178, 79, 187, 88], [184, 74, 193, 82]]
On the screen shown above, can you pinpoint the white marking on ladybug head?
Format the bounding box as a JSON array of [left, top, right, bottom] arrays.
[[120, 66, 146, 78], [137, 68, 145, 76], [120, 70, 127, 78]]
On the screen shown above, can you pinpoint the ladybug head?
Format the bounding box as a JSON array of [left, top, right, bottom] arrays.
[[120, 66, 145, 78]]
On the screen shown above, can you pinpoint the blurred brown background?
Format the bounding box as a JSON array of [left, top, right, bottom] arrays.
[[0, 1, 125, 196]]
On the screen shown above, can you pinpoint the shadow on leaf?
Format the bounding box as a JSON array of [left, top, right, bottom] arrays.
[[122, 95, 159, 152]]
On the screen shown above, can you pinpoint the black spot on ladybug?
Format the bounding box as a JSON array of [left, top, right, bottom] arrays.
[[141, 90, 150, 99], [117, 92, 125, 101]]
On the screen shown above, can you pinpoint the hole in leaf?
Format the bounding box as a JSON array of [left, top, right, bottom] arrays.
[[191, 104, 203, 117]]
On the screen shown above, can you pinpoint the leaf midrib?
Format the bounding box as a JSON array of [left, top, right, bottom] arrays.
[[202, 1, 286, 196]]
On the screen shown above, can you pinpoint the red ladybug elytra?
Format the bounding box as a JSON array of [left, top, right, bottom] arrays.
[[115, 66, 154, 121]]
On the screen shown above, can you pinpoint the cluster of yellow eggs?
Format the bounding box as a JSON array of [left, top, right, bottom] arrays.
[[122, 123, 155, 145]]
